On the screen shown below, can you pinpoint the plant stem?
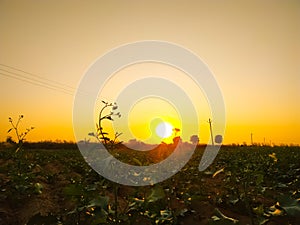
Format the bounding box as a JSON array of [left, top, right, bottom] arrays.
[[99, 104, 110, 145]]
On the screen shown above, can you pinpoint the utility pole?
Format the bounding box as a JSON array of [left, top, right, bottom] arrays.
[[251, 132, 253, 146], [208, 118, 214, 146]]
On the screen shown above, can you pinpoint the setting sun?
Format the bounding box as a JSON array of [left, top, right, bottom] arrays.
[[155, 121, 173, 139]]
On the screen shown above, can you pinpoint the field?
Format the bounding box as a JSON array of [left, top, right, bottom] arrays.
[[0, 143, 299, 225]]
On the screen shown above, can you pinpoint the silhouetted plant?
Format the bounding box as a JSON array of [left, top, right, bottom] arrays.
[[7, 115, 34, 152], [88, 100, 122, 219], [89, 100, 122, 149]]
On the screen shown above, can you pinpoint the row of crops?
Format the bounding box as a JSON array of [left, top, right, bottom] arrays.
[[0, 144, 299, 224]]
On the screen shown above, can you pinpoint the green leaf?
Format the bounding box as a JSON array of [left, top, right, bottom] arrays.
[[90, 208, 108, 224], [278, 196, 300, 217], [63, 184, 83, 196], [147, 185, 165, 203], [211, 215, 221, 221], [88, 196, 109, 209], [155, 209, 173, 224]]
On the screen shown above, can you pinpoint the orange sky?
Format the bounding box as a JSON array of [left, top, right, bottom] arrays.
[[0, 0, 299, 145]]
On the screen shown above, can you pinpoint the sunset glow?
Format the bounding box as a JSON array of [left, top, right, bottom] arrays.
[[0, 1, 299, 145]]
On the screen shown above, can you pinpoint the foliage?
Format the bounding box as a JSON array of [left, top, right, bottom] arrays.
[[88, 100, 123, 221], [7, 115, 34, 152], [0, 143, 300, 224]]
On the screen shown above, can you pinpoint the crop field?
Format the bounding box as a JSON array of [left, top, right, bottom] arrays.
[[0, 143, 299, 225]]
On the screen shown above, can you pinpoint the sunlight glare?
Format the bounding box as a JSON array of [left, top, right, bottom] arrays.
[[155, 122, 173, 138]]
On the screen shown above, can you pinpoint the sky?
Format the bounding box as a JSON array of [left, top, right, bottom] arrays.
[[0, 0, 299, 145]]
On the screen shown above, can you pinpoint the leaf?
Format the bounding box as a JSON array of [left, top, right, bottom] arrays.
[[211, 215, 222, 221], [204, 171, 214, 175], [15, 146, 21, 153], [147, 185, 165, 203], [268, 206, 284, 216], [278, 196, 300, 217], [7, 128, 12, 133], [257, 218, 269, 225], [229, 198, 239, 205], [90, 209, 108, 225], [88, 196, 109, 209], [132, 158, 143, 166], [212, 168, 225, 178], [209, 208, 239, 224], [63, 184, 83, 196], [253, 204, 264, 216], [156, 209, 173, 223], [106, 116, 113, 121], [256, 173, 264, 185]]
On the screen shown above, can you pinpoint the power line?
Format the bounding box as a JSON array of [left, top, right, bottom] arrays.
[[0, 63, 76, 91], [0, 68, 74, 95], [0, 64, 91, 96], [0, 72, 73, 95]]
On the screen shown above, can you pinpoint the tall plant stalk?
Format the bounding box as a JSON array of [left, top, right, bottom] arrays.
[[89, 100, 122, 220]]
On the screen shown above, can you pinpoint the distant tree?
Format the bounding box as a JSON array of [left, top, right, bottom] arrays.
[[215, 135, 223, 144], [173, 128, 180, 136], [173, 136, 182, 145], [6, 136, 16, 145], [190, 135, 199, 145]]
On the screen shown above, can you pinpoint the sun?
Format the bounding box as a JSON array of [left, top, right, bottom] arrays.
[[155, 122, 173, 139]]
